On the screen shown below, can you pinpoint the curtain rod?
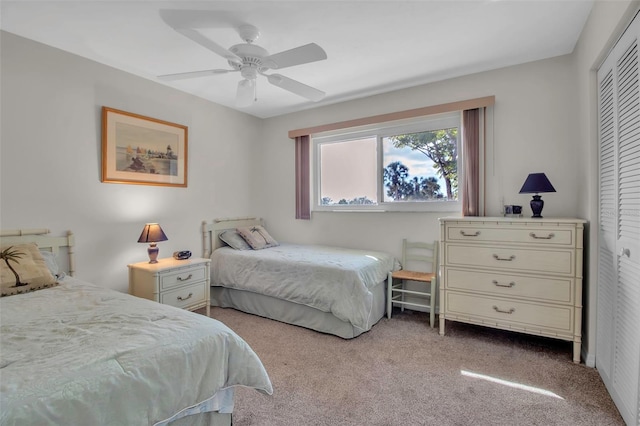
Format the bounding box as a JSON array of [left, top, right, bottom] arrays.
[[288, 95, 495, 139]]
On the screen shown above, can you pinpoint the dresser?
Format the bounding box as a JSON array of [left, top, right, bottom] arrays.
[[128, 257, 211, 315], [439, 217, 585, 363]]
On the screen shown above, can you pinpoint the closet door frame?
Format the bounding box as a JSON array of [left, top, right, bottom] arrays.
[[597, 9, 640, 426]]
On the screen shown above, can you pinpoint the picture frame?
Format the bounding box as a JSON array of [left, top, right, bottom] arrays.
[[101, 107, 188, 187]]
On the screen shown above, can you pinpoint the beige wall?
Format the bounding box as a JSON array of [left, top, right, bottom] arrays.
[[0, 31, 262, 291], [257, 55, 579, 252]]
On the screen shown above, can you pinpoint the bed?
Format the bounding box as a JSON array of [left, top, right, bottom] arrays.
[[0, 228, 272, 426], [203, 217, 399, 339]]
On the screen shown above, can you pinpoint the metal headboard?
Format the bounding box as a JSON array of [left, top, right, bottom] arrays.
[[0, 228, 76, 277], [202, 217, 263, 258]]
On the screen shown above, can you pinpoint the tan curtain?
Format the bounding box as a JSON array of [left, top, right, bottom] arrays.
[[295, 135, 311, 220], [462, 109, 480, 216]]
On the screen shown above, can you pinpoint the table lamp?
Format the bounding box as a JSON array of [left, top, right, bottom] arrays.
[[519, 173, 556, 218], [137, 223, 168, 263]]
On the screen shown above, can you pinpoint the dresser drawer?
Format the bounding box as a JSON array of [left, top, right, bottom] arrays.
[[446, 244, 574, 275], [160, 281, 207, 309], [446, 292, 573, 334], [160, 265, 207, 290], [444, 268, 574, 304], [446, 225, 574, 246]]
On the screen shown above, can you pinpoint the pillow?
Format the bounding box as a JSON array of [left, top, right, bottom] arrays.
[[39, 249, 66, 280], [236, 225, 279, 250], [219, 230, 252, 250], [1, 243, 58, 297], [39, 250, 59, 276]]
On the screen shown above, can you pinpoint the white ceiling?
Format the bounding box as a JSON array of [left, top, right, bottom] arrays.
[[1, 0, 594, 118]]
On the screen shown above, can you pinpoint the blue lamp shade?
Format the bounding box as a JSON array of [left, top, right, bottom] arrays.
[[519, 173, 556, 218], [138, 223, 168, 263]]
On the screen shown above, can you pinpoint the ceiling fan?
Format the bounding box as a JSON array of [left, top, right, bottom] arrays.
[[158, 17, 327, 108]]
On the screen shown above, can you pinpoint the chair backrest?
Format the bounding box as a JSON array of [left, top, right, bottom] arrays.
[[401, 239, 438, 274]]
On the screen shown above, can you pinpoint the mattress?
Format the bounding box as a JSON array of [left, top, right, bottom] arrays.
[[210, 243, 399, 333], [0, 277, 272, 425]]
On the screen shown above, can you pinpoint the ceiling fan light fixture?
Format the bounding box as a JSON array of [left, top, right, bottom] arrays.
[[240, 66, 258, 80], [236, 78, 256, 107]]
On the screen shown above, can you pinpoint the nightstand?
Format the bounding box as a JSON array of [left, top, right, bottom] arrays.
[[128, 257, 211, 315]]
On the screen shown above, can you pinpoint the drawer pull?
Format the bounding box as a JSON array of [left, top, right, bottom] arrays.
[[529, 232, 555, 240], [492, 280, 515, 288], [493, 254, 515, 261], [460, 230, 481, 237], [177, 274, 193, 282], [177, 292, 193, 301], [493, 305, 515, 314]]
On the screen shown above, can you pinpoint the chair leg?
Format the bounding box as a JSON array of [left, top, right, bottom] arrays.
[[400, 279, 405, 313], [387, 272, 392, 319], [429, 279, 436, 328]]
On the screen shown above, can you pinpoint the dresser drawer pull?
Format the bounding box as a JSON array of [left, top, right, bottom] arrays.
[[493, 306, 515, 314], [177, 274, 193, 282], [492, 280, 515, 288], [460, 230, 481, 237], [177, 292, 193, 301], [492, 254, 516, 261], [529, 232, 555, 240]]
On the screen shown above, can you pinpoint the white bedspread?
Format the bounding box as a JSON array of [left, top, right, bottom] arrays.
[[0, 277, 272, 426], [211, 243, 399, 332]]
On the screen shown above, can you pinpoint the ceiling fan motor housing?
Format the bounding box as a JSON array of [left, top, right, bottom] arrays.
[[229, 43, 270, 76]]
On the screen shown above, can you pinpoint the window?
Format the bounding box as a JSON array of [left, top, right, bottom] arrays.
[[313, 113, 461, 212]]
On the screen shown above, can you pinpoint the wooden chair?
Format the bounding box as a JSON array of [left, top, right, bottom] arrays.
[[387, 239, 439, 327]]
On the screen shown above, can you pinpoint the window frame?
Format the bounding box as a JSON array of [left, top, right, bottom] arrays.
[[312, 113, 462, 213]]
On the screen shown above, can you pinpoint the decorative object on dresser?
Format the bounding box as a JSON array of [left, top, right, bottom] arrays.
[[439, 217, 586, 363], [128, 257, 211, 316], [137, 223, 168, 263], [518, 172, 556, 218], [503, 204, 523, 218]]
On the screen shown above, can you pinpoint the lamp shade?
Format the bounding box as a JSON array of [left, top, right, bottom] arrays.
[[137, 223, 168, 243], [519, 173, 556, 194]]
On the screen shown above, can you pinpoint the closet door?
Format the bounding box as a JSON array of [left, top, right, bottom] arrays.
[[597, 10, 640, 426]]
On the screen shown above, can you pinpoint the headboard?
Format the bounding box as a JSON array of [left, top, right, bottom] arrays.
[[202, 217, 263, 258], [0, 228, 76, 277]]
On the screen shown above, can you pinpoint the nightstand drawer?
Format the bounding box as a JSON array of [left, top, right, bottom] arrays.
[[446, 292, 573, 334], [160, 281, 207, 309], [160, 265, 207, 290], [446, 244, 574, 275], [446, 225, 574, 246], [445, 268, 574, 304]]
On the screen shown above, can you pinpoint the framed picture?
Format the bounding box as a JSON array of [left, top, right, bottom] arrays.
[[101, 107, 188, 187]]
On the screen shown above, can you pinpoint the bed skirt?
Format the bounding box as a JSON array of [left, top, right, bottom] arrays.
[[210, 280, 387, 339]]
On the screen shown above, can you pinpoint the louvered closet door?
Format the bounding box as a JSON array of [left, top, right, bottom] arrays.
[[597, 10, 640, 426]]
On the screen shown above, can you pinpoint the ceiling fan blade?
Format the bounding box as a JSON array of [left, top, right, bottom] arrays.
[[158, 69, 235, 81], [159, 9, 242, 30], [263, 43, 327, 70], [236, 79, 256, 107], [266, 73, 325, 101], [173, 28, 243, 65]]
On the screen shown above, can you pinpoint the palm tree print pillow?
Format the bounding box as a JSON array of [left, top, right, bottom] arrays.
[[236, 225, 279, 250], [1, 243, 58, 297]]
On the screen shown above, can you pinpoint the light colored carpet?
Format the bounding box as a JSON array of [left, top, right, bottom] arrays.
[[202, 307, 623, 426]]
